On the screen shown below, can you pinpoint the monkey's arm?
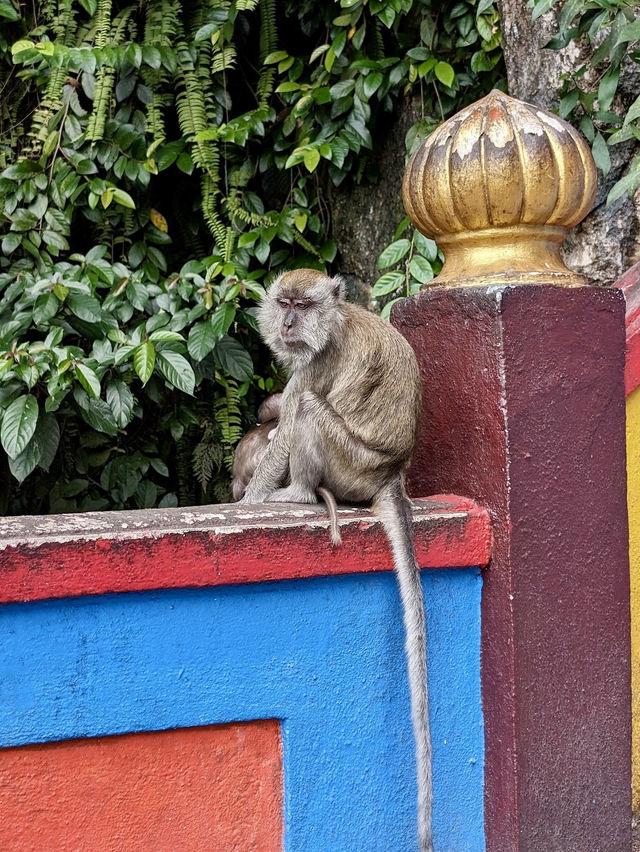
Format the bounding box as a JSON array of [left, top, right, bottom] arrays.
[[240, 386, 299, 502]]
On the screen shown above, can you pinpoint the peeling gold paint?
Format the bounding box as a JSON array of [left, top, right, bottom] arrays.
[[402, 90, 597, 287]]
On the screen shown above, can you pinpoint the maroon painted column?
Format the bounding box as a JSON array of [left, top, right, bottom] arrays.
[[395, 91, 631, 851]]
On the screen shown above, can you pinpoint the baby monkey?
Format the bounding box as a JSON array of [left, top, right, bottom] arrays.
[[231, 394, 282, 502], [232, 393, 342, 544], [241, 269, 433, 852]]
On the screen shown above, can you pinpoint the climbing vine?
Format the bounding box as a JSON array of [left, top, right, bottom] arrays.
[[0, 0, 503, 513]]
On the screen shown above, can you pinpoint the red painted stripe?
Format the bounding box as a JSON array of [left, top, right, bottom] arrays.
[[614, 260, 640, 396], [0, 495, 490, 604]]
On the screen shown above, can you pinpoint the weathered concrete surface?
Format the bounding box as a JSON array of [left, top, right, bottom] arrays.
[[0, 495, 491, 604]]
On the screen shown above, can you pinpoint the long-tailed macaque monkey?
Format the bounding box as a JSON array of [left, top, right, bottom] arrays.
[[240, 268, 432, 851]]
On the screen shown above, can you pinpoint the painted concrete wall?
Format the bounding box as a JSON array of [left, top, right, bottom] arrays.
[[1, 569, 484, 851], [1, 722, 283, 851]]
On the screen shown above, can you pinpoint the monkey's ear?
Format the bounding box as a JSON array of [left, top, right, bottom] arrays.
[[331, 275, 345, 301]]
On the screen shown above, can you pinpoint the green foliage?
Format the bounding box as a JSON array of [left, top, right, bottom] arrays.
[[532, 0, 640, 205], [0, 0, 503, 513], [368, 0, 505, 307]]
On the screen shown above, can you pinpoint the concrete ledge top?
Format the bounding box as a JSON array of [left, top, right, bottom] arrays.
[[0, 494, 491, 604]]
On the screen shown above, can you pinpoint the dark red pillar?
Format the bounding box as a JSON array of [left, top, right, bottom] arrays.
[[394, 284, 631, 852]]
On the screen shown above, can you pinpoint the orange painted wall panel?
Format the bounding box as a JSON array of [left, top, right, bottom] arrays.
[[0, 721, 283, 852]]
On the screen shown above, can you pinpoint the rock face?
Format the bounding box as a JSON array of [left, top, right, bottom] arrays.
[[497, 0, 640, 284]]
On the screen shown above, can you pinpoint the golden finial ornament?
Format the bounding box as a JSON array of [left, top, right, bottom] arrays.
[[402, 90, 597, 287]]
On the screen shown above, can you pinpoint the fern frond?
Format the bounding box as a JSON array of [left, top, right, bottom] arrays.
[[86, 6, 135, 142], [93, 0, 113, 48], [214, 379, 243, 472], [257, 0, 277, 107], [201, 173, 232, 254], [26, 0, 78, 153], [226, 189, 275, 228], [211, 45, 236, 74], [141, 1, 181, 145], [192, 424, 224, 490], [292, 229, 323, 258]]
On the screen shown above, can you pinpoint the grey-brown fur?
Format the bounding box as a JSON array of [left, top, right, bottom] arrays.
[[241, 270, 433, 851], [232, 393, 342, 545]]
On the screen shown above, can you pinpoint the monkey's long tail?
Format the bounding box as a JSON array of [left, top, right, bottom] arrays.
[[373, 476, 433, 852], [317, 486, 342, 546]]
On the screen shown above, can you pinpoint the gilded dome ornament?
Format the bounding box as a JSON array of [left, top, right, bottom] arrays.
[[402, 90, 598, 287]]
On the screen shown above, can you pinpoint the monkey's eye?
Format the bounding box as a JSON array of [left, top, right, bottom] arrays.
[[295, 300, 311, 310], [277, 299, 289, 308]]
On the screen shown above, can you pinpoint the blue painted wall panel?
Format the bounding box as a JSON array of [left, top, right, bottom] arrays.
[[0, 570, 484, 851]]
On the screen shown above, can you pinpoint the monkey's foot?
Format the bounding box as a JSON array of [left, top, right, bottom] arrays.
[[269, 486, 317, 504]]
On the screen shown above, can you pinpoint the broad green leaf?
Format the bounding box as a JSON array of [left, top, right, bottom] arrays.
[[0, 1, 20, 20], [381, 297, 402, 321], [1, 394, 39, 460], [607, 158, 640, 206], [156, 351, 196, 395], [195, 23, 217, 41], [614, 19, 640, 47], [434, 61, 455, 88], [624, 94, 640, 127], [33, 293, 59, 325], [210, 302, 236, 338], [134, 342, 155, 385], [597, 66, 619, 113], [11, 39, 35, 55], [2, 233, 21, 254], [377, 238, 411, 269], [9, 411, 60, 481], [214, 336, 253, 382], [106, 380, 135, 428], [310, 44, 330, 62], [371, 271, 404, 297], [409, 255, 435, 284], [149, 330, 184, 343], [364, 72, 383, 98], [42, 230, 69, 251], [68, 293, 102, 323], [79, 396, 119, 435], [592, 132, 611, 175], [150, 457, 170, 477], [187, 320, 217, 360], [75, 363, 101, 398], [8, 434, 41, 483], [112, 188, 136, 209], [11, 208, 38, 231], [34, 412, 60, 472], [413, 232, 438, 261], [264, 50, 288, 64], [531, 0, 560, 21]]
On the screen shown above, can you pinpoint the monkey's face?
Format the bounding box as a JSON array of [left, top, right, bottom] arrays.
[[259, 270, 345, 369]]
